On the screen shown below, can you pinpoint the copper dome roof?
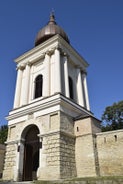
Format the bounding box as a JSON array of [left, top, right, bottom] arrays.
[[35, 13, 70, 46]]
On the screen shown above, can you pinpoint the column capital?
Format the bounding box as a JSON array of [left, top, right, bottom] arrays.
[[45, 49, 54, 56], [62, 52, 69, 58], [39, 53, 45, 58], [55, 44, 62, 52], [38, 134, 43, 142], [26, 61, 32, 67], [82, 70, 87, 75], [63, 52, 67, 56], [17, 64, 25, 71]]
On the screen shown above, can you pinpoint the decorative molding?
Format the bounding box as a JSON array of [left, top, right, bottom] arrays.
[[29, 53, 45, 64], [17, 64, 25, 70], [5, 140, 19, 145], [26, 61, 32, 66], [45, 48, 55, 56], [7, 93, 93, 124], [82, 70, 87, 75], [38, 130, 75, 139]]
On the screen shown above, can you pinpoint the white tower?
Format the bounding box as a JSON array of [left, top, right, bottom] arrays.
[[3, 14, 100, 182], [13, 14, 90, 111]]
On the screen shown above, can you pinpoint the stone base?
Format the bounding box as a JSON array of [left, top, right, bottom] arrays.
[[37, 166, 60, 180]]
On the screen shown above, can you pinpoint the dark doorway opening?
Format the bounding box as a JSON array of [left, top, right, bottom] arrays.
[[23, 125, 40, 181]]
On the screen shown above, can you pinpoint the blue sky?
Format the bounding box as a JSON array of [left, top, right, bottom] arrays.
[[0, 0, 123, 126]]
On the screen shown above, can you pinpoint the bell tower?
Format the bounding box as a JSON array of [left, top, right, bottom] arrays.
[[13, 13, 90, 110], [3, 14, 100, 181]]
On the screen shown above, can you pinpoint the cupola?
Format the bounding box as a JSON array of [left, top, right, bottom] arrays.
[[35, 13, 70, 46]]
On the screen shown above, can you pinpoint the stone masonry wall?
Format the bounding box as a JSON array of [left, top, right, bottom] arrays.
[[3, 143, 16, 180], [38, 133, 61, 180], [60, 112, 74, 135], [0, 144, 5, 178], [75, 134, 97, 177], [60, 112, 76, 178], [38, 111, 76, 180], [41, 132, 76, 179], [44, 133, 60, 168], [96, 129, 123, 176], [74, 116, 101, 177], [60, 133, 76, 178], [75, 117, 123, 178]]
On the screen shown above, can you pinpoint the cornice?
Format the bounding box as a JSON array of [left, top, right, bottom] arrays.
[[14, 34, 89, 69], [57, 36, 89, 68], [14, 37, 58, 64], [38, 130, 75, 139], [7, 93, 93, 122], [7, 94, 61, 121]]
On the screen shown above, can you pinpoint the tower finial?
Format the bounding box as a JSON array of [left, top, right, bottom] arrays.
[[50, 8, 55, 17], [49, 9, 56, 24]]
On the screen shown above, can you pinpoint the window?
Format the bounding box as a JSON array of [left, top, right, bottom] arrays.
[[114, 135, 117, 142], [34, 75, 43, 99], [69, 76, 74, 99], [77, 127, 79, 132]]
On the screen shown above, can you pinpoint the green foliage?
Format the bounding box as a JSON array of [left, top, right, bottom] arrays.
[[0, 125, 8, 144], [101, 101, 123, 132]]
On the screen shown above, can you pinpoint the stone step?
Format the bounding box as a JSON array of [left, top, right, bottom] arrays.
[[1, 182, 33, 184], [13, 182, 33, 184]]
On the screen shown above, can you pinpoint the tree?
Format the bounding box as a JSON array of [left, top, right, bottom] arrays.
[[101, 101, 123, 132], [0, 125, 8, 144]]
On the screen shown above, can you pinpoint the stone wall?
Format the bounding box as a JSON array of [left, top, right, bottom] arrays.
[[60, 112, 76, 178], [39, 132, 76, 180], [75, 116, 123, 178], [33, 177, 123, 184], [96, 129, 123, 176], [3, 109, 123, 181], [38, 111, 76, 180], [38, 133, 61, 180], [0, 144, 5, 178], [74, 116, 101, 177], [60, 133, 76, 178], [2, 143, 16, 180], [75, 134, 97, 177]]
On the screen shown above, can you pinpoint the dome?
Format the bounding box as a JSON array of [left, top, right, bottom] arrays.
[[35, 13, 70, 46]]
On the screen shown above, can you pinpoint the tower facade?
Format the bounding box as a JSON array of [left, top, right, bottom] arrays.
[[3, 14, 101, 181]]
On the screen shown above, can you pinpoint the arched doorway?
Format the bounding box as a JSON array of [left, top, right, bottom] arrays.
[[22, 125, 40, 181]]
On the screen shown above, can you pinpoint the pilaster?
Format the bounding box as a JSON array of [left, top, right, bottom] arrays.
[[14, 140, 25, 181], [21, 62, 31, 106], [82, 72, 90, 111], [43, 52, 50, 97], [54, 48, 62, 93], [13, 65, 24, 108], [63, 53, 70, 98], [76, 67, 85, 107]]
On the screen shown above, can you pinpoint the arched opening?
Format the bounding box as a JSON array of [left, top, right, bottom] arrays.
[[22, 125, 40, 181], [69, 76, 74, 99], [34, 75, 43, 99]]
